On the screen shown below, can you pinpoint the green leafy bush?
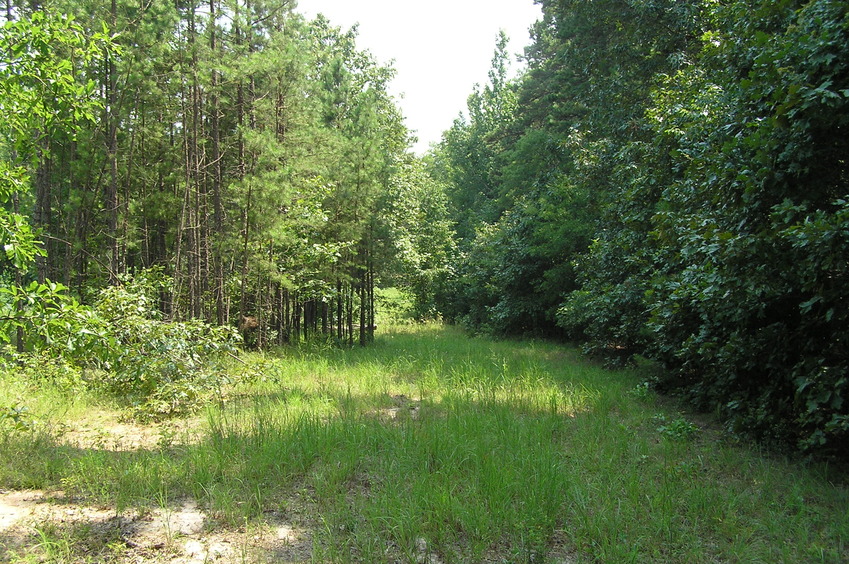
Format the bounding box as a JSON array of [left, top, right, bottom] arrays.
[[92, 271, 242, 419], [655, 414, 700, 442], [554, 0, 849, 455], [0, 269, 241, 419], [643, 0, 849, 454], [0, 280, 114, 364]]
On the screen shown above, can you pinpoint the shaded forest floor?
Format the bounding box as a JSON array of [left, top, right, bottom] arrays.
[[1, 324, 847, 562]]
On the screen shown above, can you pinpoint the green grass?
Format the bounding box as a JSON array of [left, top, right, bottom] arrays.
[[1, 323, 847, 562]]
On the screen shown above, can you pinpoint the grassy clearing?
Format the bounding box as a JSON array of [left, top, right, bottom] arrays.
[[1, 323, 847, 562]]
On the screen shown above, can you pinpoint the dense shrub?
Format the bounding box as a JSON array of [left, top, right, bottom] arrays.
[[0, 270, 241, 419], [562, 0, 849, 454]]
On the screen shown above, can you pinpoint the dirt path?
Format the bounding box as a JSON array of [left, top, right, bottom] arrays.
[[0, 489, 314, 562]]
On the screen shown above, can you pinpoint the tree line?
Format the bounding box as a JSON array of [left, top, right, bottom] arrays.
[[1, 0, 451, 349], [430, 0, 848, 455]]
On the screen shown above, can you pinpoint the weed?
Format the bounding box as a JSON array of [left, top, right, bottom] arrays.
[[655, 413, 701, 442], [32, 524, 74, 562], [628, 380, 653, 401], [0, 402, 32, 431]]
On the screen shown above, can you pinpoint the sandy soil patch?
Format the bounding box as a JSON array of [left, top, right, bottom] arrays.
[[58, 412, 203, 452], [0, 490, 314, 563], [377, 393, 422, 422]]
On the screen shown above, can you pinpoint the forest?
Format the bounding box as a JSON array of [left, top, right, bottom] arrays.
[[1, 0, 848, 458], [1, 0, 849, 560]]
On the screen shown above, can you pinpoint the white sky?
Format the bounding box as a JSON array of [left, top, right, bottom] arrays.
[[296, 0, 542, 154]]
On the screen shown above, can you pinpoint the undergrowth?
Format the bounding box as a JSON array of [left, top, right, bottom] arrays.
[[1, 323, 847, 562]]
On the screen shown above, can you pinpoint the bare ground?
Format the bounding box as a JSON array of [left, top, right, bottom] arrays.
[[0, 488, 315, 563]]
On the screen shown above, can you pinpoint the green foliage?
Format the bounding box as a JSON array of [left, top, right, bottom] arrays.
[[432, 0, 848, 455], [378, 157, 455, 320], [0, 2, 416, 348], [0, 280, 113, 361], [374, 287, 415, 325], [92, 271, 242, 419], [0, 10, 112, 272], [0, 269, 242, 419], [0, 402, 32, 432], [104, 317, 239, 419], [0, 203, 45, 271], [628, 381, 653, 401], [557, 232, 655, 365], [655, 413, 701, 442], [0, 11, 111, 161], [10, 352, 88, 397], [639, 0, 849, 453], [434, 1, 699, 338], [558, 0, 849, 454]]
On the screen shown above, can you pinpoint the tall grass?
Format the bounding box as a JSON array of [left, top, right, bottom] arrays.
[[1, 323, 847, 562]]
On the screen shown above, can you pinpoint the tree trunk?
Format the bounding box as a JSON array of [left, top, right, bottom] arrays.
[[33, 139, 51, 283], [105, 0, 119, 284], [210, 0, 225, 326]]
